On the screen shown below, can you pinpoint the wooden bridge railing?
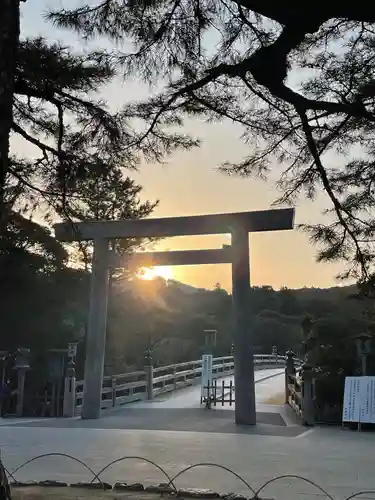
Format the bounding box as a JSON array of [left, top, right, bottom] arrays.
[[284, 353, 315, 426], [285, 369, 303, 418]]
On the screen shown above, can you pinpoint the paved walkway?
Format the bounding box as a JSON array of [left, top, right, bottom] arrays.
[[1, 421, 375, 500], [2, 370, 374, 500]]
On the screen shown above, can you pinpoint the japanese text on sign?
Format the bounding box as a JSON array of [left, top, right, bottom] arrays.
[[342, 376, 375, 423]]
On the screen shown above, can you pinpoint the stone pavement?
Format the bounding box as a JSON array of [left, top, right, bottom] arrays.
[[1, 421, 375, 500], [1, 372, 375, 500], [7, 407, 298, 435]]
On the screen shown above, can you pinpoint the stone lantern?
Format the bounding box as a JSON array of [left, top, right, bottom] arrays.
[[272, 345, 278, 363], [203, 330, 217, 355], [286, 350, 296, 375], [13, 348, 31, 417], [355, 333, 372, 376]]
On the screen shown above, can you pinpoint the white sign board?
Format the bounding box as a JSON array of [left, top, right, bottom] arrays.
[[201, 354, 213, 401], [342, 377, 362, 423], [342, 376, 375, 424], [359, 377, 375, 424]]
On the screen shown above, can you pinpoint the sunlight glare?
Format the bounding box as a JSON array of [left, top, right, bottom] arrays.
[[139, 266, 174, 281]]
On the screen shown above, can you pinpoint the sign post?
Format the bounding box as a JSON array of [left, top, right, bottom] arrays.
[[201, 354, 213, 404]]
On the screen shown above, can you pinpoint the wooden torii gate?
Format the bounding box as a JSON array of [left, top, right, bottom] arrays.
[[54, 208, 295, 425]]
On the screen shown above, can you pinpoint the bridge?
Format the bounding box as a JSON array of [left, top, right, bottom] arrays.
[[69, 354, 289, 417]]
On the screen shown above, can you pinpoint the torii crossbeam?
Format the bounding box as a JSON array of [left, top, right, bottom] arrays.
[[54, 208, 295, 425]]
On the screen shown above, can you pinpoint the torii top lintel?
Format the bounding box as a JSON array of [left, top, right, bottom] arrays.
[[54, 208, 295, 242]]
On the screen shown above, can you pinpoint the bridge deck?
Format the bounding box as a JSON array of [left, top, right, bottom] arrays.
[[125, 367, 284, 409]]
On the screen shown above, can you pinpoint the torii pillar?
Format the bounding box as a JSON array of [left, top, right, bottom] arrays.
[[54, 208, 295, 423], [82, 239, 110, 419], [231, 223, 254, 424]]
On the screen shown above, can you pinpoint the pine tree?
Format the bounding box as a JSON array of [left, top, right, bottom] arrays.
[[0, 28, 169, 356], [0, 0, 22, 234], [2, 29, 197, 237], [0, 30, 191, 277], [62, 166, 158, 268], [11, 37, 145, 219], [47, 1, 375, 286]]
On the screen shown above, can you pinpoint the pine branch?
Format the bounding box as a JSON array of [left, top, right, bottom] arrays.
[[296, 106, 370, 278], [11, 122, 65, 160]]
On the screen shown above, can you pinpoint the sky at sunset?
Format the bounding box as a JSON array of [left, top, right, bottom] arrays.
[[17, 0, 348, 291]]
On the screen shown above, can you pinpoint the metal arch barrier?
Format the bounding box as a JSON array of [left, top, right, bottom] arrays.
[[74, 354, 287, 415], [4, 452, 364, 500], [4, 452, 375, 500]]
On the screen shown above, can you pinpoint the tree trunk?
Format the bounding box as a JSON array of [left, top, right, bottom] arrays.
[[0, 0, 20, 233]]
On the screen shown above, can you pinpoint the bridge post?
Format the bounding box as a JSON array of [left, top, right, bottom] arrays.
[[63, 359, 76, 417], [231, 225, 256, 425], [82, 238, 109, 419], [173, 365, 177, 390], [301, 363, 315, 426], [285, 350, 295, 404], [145, 349, 154, 400], [111, 376, 117, 407]]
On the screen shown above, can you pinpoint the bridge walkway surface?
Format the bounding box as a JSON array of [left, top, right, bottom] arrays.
[[1, 370, 375, 500], [124, 367, 285, 409]]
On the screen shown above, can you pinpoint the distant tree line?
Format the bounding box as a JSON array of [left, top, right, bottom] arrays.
[[2, 252, 373, 375]]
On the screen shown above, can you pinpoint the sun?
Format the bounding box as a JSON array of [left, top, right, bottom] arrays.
[[139, 266, 174, 281]]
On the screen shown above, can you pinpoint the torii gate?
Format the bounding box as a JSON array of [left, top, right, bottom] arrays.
[[54, 207, 295, 425]]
